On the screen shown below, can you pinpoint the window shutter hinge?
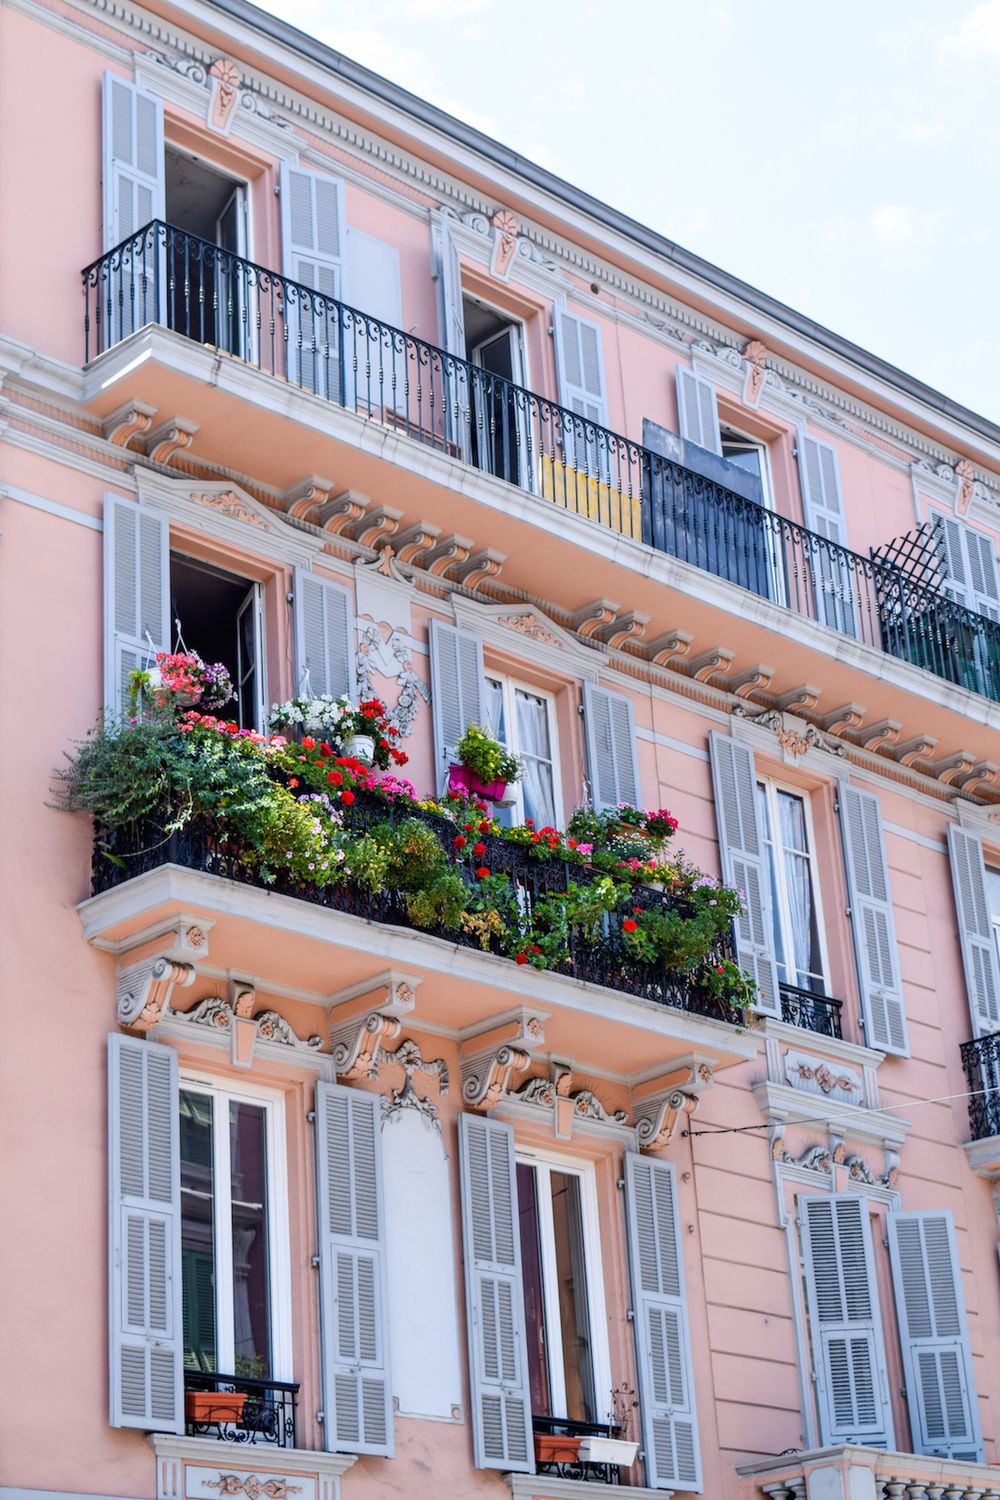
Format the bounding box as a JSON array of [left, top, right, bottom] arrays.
[[626, 1308, 635, 1322], [617, 1177, 625, 1190], [316, 1411, 325, 1423], [311, 1254, 321, 1268], [307, 1109, 316, 1122]]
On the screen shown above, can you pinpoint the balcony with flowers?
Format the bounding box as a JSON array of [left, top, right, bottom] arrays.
[[63, 658, 758, 1077]]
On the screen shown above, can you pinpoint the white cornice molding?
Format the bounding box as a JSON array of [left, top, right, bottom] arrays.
[[135, 470, 318, 565], [753, 1079, 911, 1151], [451, 596, 602, 680]]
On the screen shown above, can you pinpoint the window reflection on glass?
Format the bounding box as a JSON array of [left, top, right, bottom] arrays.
[[516, 1163, 551, 1416], [230, 1102, 272, 1380], [757, 782, 825, 994], [180, 1089, 217, 1372], [549, 1172, 596, 1423]]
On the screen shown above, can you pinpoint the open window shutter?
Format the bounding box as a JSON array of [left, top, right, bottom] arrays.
[[939, 518, 1000, 621], [947, 826, 1000, 1037], [346, 230, 402, 329], [108, 1033, 182, 1433], [555, 309, 608, 426], [293, 569, 354, 700], [887, 1211, 983, 1462], [431, 211, 470, 458], [675, 367, 720, 455], [314, 1082, 393, 1456], [797, 433, 857, 635], [346, 229, 404, 412], [280, 163, 345, 398], [102, 71, 164, 251], [103, 494, 169, 716], [624, 1153, 702, 1492], [582, 681, 640, 811], [458, 1113, 533, 1473], [428, 618, 485, 782], [799, 1195, 891, 1449], [708, 732, 781, 1016], [937, 515, 972, 606], [838, 785, 908, 1056]]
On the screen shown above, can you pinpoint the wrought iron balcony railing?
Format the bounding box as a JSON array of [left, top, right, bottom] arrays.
[[183, 1371, 298, 1448], [90, 789, 742, 1023], [779, 982, 844, 1040], [959, 1030, 1000, 1141], [81, 222, 1000, 707], [532, 1416, 625, 1486]]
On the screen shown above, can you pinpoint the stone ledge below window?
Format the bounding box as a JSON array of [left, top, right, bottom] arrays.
[[149, 1434, 357, 1500], [505, 1476, 666, 1500]]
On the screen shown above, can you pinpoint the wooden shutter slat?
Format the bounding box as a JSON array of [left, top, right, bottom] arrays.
[[315, 1083, 393, 1456], [838, 785, 908, 1055], [887, 1211, 983, 1461], [108, 1033, 183, 1433], [280, 163, 345, 398], [428, 619, 485, 787], [293, 569, 354, 701], [103, 495, 169, 716], [624, 1153, 702, 1491], [458, 1114, 533, 1473], [708, 732, 781, 1015], [947, 825, 1000, 1037], [582, 682, 640, 812], [675, 367, 720, 455]]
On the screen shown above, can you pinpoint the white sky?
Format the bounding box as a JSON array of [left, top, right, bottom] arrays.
[[253, 0, 1000, 423]]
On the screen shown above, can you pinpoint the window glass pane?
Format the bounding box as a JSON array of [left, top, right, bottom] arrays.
[[180, 1090, 217, 1372], [515, 689, 557, 828], [485, 677, 506, 742], [230, 1101, 271, 1379], [237, 593, 257, 730], [549, 1172, 597, 1423], [516, 1163, 551, 1416], [721, 443, 762, 481], [776, 789, 823, 993], [986, 867, 1000, 923], [757, 783, 788, 981]]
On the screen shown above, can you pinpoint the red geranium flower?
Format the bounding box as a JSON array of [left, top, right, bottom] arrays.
[[515, 952, 528, 965], [476, 866, 490, 879], [473, 842, 487, 858], [531, 944, 541, 955], [289, 778, 299, 788], [301, 736, 316, 750], [622, 919, 638, 933], [341, 790, 355, 806], [454, 835, 467, 850], [479, 819, 491, 833], [327, 770, 343, 786]]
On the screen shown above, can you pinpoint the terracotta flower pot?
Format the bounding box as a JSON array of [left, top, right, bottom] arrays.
[[184, 1389, 248, 1424], [533, 1431, 582, 1464]]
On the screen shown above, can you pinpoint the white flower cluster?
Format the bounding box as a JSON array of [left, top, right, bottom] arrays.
[[268, 694, 354, 738]]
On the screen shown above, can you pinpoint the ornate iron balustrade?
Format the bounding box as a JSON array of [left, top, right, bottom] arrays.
[[91, 790, 741, 1024], [81, 222, 1000, 706], [532, 1416, 624, 1485], [183, 1371, 298, 1448], [960, 1030, 1000, 1141], [779, 982, 844, 1040]]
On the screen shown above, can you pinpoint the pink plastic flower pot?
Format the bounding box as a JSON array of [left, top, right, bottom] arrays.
[[448, 764, 508, 803]]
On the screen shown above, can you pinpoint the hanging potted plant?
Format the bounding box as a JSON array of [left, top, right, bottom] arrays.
[[451, 724, 522, 806]]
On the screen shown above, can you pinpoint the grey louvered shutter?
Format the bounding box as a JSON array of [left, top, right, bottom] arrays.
[[624, 1153, 701, 1492], [838, 785, 908, 1055], [675, 367, 720, 455], [555, 309, 608, 426], [797, 433, 857, 635], [103, 494, 169, 716], [108, 1032, 182, 1433], [799, 1195, 891, 1449], [315, 1082, 393, 1456], [582, 681, 640, 811], [458, 1113, 533, 1473], [431, 211, 470, 460], [293, 569, 354, 700], [428, 618, 485, 784], [280, 163, 345, 398], [938, 516, 1000, 621], [947, 825, 1000, 1037], [708, 732, 780, 1016], [887, 1211, 982, 1462], [102, 71, 164, 251]]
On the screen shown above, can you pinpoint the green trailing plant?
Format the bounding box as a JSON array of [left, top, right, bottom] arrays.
[[455, 723, 522, 785], [697, 957, 757, 1012]]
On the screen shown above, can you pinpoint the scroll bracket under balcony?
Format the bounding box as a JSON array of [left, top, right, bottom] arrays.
[[460, 1013, 547, 1110], [114, 916, 210, 1030]]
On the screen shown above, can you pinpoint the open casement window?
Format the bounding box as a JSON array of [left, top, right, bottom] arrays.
[[108, 1033, 183, 1432], [581, 682, 640, 812], [280, 163, 346, 399], [103, 494, 170, 716], [485, 674, 561, 829], [796, 432, 858, 637], [102, 72, 165, 341], [798, 1195, 893, 1449], [458, 1113, 534, 1473], [554, 308, 609, 478], [887, 1211, 983, 1462], [756, 780, 828, 998], [431, 210, 471, 460], [623, 1153, 702, 1492], [947, 826, 1000, 1037], [838, 785, 909, 1056], [937, 515, 1000, 621], [708, 733, 781, 1016], [675, 367, 720, 456], [428, 618, 486, 789], [292, 568, 354, 701], [314, 1083, 393, 1456]]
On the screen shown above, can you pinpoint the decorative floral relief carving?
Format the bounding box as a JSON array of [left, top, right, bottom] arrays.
[[190, 491, 269, 529], [490, 209, 520, 279], [784, 1051, 863, 1107], [356, 621, 430, 739], [202, 1478, 301, 1499], [178, 997, 321, 1049], [508, 1073, 628, 1126], [497, 612, 563, 647], [378, 1036, 449, 1131]]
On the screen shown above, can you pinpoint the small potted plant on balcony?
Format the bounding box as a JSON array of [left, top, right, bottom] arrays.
[[130, 652, 235, 713], [533, 1426, 584, 1465], [450, 723, 521, 806], [184, 1384, 249, 1425]]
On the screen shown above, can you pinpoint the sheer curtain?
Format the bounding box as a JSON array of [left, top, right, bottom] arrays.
[[516, 690, 556, 828], [779, 794, 814, 989]]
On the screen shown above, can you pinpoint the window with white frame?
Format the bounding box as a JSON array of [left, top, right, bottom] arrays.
[[985, 866, 1000, 967], [179, 1079, 291, 1381], [515, 1154, 611, 1425], [756, 780, 828, 996], [485, 674, 562, 828]]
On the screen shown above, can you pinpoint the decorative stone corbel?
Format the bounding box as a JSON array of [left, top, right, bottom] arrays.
[[686, 646, 734, 683], [592, 612, 649, 650], [422, 534, 473, 576], [343, 504, 402, 549], [144, 417, 198, 466], [330, 1012, 402, 1082], [644, 630, 694, 667], [633, 1089, 699, 1152], [462, 1045, 532, 1110], [853, 718, 901, 752], [726, 664, 775, 698], [327, 970, 421, 1021], [207, 58, 241, 134], [775, 684, 821, 714], [282, 475, 334, 521], [955, 457, 976, 516], [954, 762, 1000, 796], [930, 750, 976, 785], [891, 734, 937, 767], [570, 599, 620, 637], [453, 548, 506, 590], [391, 521, 442, 565], [118, 956, 195, 1030], [316, 489, 370, 534], [102, 399, 158, 448], [818, 702, 867, 735], [742, 339, 768, 406]]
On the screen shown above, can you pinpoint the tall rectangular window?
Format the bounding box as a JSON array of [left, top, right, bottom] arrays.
[[485, 674, 561, 829], [179, 1082, 289, 1381], [515, 1156, 610, 1425], [756, 780, 827, 995]]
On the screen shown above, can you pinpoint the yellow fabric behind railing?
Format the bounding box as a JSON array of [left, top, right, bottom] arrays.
[[541, 456, 642, 540]]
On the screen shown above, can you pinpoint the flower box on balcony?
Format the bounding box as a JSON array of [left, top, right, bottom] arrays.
[[447, 763, 515, 806], [577, 1435, 639, 1466], [185, 1388, 248, 1424], [533, 1431, 583, 1464]]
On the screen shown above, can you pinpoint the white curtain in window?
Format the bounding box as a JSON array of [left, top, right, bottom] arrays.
[[516, 691, 556, 828], [779, 794, 813, 986]]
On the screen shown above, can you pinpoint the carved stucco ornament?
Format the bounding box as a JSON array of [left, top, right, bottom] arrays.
[[507, 1065, 629, 1140], [208, 58, 241, 134], [490, 209, 520, 279], [203, 1479, 302, 1500], [330, 1011, 402, 1081], [462, 1045, 533, 1110], [118, 956, 196, 1030], [379, 1036, 450, 1131], [633, 1089, 700, 1152], [742, 339, 768, 406], [177, 988, 322, 1068]]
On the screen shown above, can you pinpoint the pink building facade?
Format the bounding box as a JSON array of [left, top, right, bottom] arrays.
[[3, 4, 1000, 1500]]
